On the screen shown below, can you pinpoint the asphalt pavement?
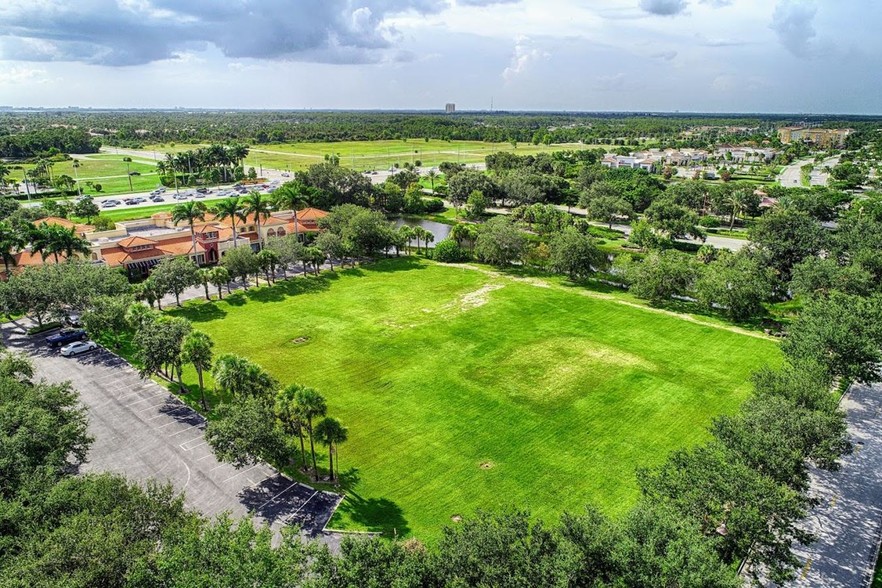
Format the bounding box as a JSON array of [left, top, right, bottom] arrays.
[[0, 320, 343, 547], [761, 382, 882, 587], [777, 156, 838, 188]]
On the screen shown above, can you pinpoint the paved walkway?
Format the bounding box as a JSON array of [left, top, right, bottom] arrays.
[[1, 320, 343, 549], [766, 382, 882, 587]]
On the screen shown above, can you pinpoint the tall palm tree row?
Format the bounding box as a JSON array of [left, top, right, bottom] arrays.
[[171, 201, 207, 265], [212, 196, 246, 248], [271, 182, 313, 241], [294, 386, 327, 476], [30, 223, 91, 264], [158, 144, 250, 188], [242, 190, 272, 250]]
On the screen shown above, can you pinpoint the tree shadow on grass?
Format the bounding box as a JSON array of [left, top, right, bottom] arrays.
[[224, 292, 248, 306], [172, 301, 227, 323], [360, 256, 426, 274], [335, 490, 411, 538], [245, 274, 333, 303]]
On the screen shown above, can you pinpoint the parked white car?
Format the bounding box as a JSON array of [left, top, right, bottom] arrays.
[[60, 340, 98, 357]]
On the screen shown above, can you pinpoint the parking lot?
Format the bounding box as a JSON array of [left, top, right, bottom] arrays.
[[1, 320, 342, 542]]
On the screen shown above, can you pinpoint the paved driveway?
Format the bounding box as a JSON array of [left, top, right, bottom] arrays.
[[764, 382, 882, 587], [1, 321, 341, 544]]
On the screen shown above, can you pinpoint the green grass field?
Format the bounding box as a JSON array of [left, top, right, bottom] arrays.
[[168, 258, 779, 541], [6, 155, 161, 197], [144, 139, 598, 173]]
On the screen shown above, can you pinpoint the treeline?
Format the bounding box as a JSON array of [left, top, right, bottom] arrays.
[[0, 126, 100, 158], [4, 111, 877, 149]]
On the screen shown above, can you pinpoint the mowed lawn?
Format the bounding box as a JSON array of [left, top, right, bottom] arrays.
[[172, 258, 779, 540], [7, 155, 161, 197], [144, 139, 600, 172]]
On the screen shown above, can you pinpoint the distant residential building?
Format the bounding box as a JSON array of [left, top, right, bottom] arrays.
[[714, 146, 777, 163], [601, 154, 658, 172], [778, 127, 852, 148], [445, 103, 456, 114]]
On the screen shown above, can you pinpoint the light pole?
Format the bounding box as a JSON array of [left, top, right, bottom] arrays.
[[72, 159, 82, 197], [123, 157, 133, 192]]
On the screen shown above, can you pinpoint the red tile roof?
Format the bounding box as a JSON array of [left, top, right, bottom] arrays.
[[295, 208, 328, 222], [118, 236, 157, 248], [34, 216, 94, 235]]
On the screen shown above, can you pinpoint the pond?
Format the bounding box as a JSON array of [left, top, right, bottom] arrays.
[[393, 217, 452, 248]]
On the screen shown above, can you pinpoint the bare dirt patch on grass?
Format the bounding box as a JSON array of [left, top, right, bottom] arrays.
[[469, 337, 656, 405]]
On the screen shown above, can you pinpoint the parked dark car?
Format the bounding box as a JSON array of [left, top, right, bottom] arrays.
[[46, 328, 87, 347]]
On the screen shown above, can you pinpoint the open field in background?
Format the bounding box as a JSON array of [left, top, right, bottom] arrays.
[[5, 155, 162, 197], [89, 203, 177, 222], [142, 139, 603, 172], [168, 257, 780, 541]]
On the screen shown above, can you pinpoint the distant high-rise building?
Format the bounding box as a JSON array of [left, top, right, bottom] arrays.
[[445, 103, 456, 114], [778, 126, 852, 148]]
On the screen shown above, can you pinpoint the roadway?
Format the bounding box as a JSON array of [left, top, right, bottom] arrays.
[[777, 156, 839, 188], [762, 382, 882, 587]]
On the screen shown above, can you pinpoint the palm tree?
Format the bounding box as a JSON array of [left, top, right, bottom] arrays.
[[197, 268, 213, 300], [71, 159, 82, 197], [0, 221, 23, 275], [426, 169, 437, 194], [412, 226, 432, 255], [209, 266, 230, 299], [397, 225, 414, 255], [725, 187, 752, 230], [228, 143, 249, 169], [212, 197, 245, 248], [272, 183, 309, 241], [163, 153, 180, 195], [256, 248, 279, 284], [171, 201, 207, 264], [181, 331, 213, 411], [423, 230, 435, 254], [274, 384, 308, 469], [31, 223, 90, 263], [211, 353, 251, 397], [294, 387, 327, 477], [242, 190, 272, 250], [314, 417, 348, 482]]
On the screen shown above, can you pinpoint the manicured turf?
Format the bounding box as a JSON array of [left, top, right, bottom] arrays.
[[170, 257, 779, 541], [6, 155, 161, 197], [145, 139, 601, 172]]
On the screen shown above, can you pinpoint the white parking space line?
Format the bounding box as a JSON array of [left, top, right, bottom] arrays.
[[222, 464, 262, 483], [181, 437, 208, 450], [169, 425, 203, 438], [284, 491, 319, 521], [255, 481, 299, 510], [155, 419, 190, 430], [126, 395, 168, 407], [116, 388, 158, 401], [147, 406, 190, 420], [138, 401, 174, 413]]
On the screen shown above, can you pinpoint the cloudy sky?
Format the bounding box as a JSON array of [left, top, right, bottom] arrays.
[[0, 0, 878, 113]]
